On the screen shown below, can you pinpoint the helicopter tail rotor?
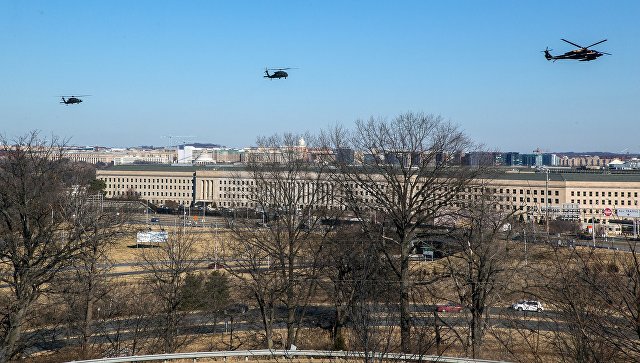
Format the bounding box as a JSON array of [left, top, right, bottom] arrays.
[[542, 47, 553, 61]]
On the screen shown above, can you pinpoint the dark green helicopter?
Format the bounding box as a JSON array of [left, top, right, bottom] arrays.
[[264, 67, 295, 79], [60, 95, 90, 105], [543, 39, 610, 62]]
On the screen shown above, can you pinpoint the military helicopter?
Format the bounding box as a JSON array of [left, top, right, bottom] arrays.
[[60, 95, 90, 105], [264, 67, 295, 79], [543, 39, 610, 62]]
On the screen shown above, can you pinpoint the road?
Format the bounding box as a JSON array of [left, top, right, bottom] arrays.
[[130, 213, 231, 228], [26, 302, 628, 355]]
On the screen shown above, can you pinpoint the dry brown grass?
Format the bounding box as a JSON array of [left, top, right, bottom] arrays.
[[26, 228, 635, 362], [108, 224, 237, 263]]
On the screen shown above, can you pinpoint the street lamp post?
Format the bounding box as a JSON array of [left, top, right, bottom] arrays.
[[592, 208, 596, 247], [633, 199, 638, 239], [523, 229, 527, 266]]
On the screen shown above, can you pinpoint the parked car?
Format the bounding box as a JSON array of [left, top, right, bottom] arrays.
[[436, 302, 464, 313], [207, 262, 226, 270], [512, 300, 543, 312], [150, 217, 160, 223]]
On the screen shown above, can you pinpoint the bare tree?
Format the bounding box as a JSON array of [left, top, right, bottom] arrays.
[[602, 244, 640, 361], [96, 281, 156, 357], [540, 248, 616, 362], [138, 231, 202, 353], [318, 223, 388, 351], [537, 245, 639, 363], [180, 270, 231, 336], [228, 250, 281, 349], [320, 112, 479, 352], [440, 185, 521, 358], [52, 202, 128, 359], [0, 132, 126, 362], [225, 133, 329, 349], [348, 276, 398, 363]]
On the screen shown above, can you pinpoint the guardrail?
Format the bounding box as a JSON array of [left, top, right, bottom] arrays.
[[67, 349, 510, 363]]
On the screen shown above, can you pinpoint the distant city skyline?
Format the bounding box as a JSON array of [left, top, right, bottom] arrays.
[[2, 1, 639, 153], [63, 141, 640, 158]]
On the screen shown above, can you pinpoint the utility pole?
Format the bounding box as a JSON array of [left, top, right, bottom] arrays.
[[545, 168, 550, 241]]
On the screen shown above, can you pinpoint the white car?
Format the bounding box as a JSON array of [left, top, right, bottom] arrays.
[[512, 300, 543, 312]]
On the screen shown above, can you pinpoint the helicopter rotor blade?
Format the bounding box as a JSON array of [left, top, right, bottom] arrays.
[[599, 52, 612, 55], [561, 38, 584, 48], [585, 39, 607, 49]]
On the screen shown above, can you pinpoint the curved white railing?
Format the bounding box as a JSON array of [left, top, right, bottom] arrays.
[[67, 349, 510, 363]]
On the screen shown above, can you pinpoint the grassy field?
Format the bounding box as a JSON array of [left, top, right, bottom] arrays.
[[109, 224, 235, 263], [31, 223, 634, 362]]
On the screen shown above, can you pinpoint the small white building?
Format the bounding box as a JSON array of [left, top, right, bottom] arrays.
[[609, 158, 640, 170]]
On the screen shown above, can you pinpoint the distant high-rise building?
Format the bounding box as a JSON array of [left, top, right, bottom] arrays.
[[464, 152, 497, 166], [335, 148, 354, 164], [410, 152, 421, 167], [384, 152, 402, 166], [503, 152, 522, 166], [542, 153, 559, 166], [362, 153, 377, 165], [521, 153, 542, 167]]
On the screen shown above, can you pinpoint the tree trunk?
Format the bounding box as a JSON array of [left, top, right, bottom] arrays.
[[0, 302, 30, 363], [80, 295, 95, 359], [286, 307, 295, 349], [400, 244, 412, 352], [80, 258, 98, 360], [434, 311, 441, 356], [333, 306, 347, 350], [265, 324, 274, 349], [286, 258, 296, 349], [256, 296, 274, 349]]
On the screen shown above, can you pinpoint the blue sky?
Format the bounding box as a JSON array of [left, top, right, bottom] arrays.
[[1, 1, 638, 152]]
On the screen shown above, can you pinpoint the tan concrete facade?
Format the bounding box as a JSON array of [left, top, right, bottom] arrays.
[[195, 169, 256, 209], [97, 166, 640, 231], [475, 173, 640, 227], [97, 167, 194, 206]]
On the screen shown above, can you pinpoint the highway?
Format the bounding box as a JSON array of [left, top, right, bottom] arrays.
[[26, 302, 622, 355]]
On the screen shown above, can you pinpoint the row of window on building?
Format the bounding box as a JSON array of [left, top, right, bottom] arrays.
[[104, 177, 192, 184], [107, 190, 191, 198], [571, 190, 638, 198]]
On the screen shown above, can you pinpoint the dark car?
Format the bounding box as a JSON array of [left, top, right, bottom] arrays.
[[436, 302, 464, 313], [150, 217, 160, 223]]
